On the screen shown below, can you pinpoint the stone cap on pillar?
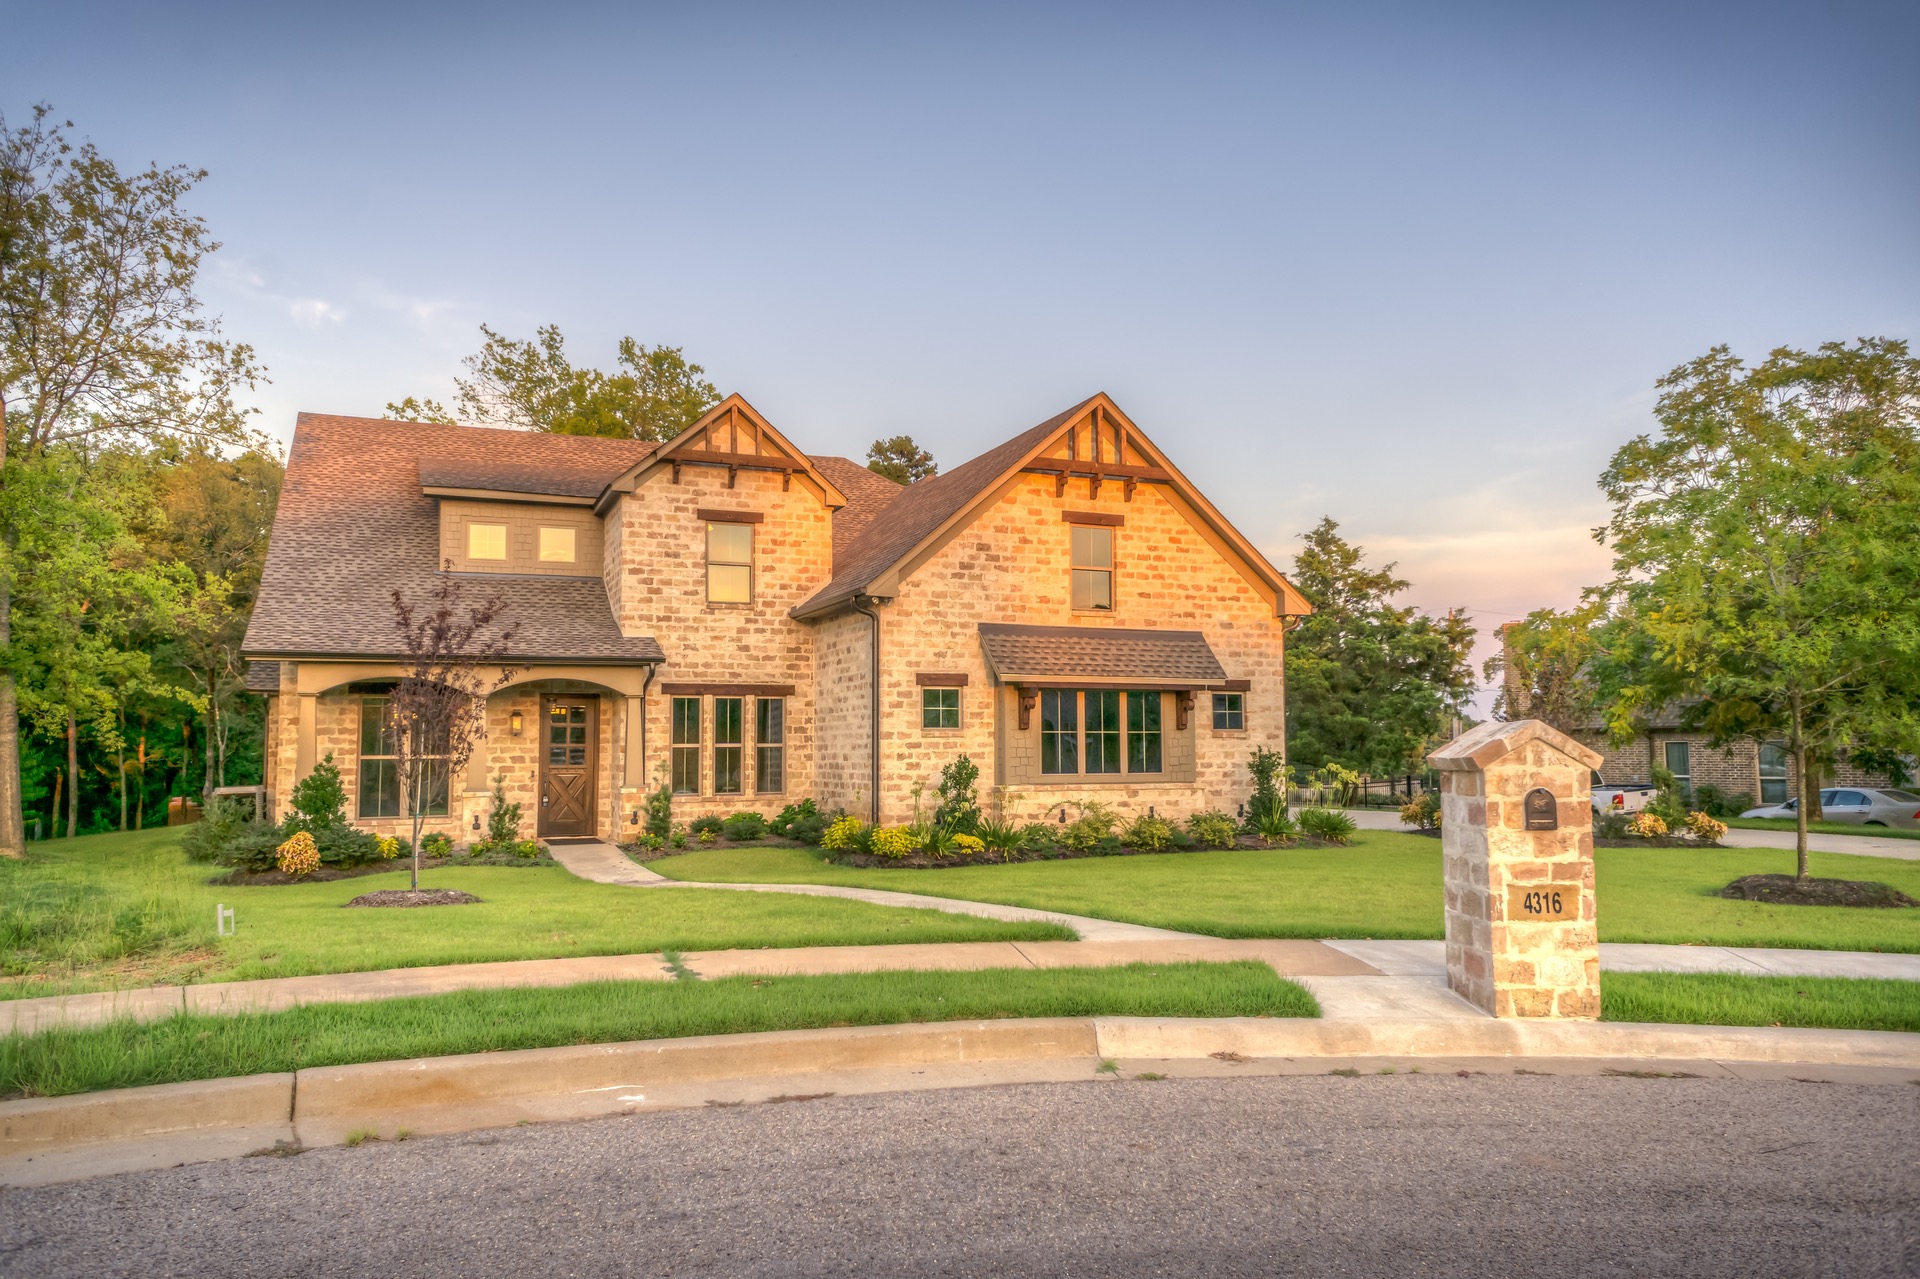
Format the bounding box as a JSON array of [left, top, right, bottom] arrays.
[[1427, 719, 1604, 773]]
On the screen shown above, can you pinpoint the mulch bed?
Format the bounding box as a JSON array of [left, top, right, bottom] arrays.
[[1593, 836, 1719, 849], [826, 838, 1342, 870], [343, 889, 484, 909], [1718, 874, 1917, 909]]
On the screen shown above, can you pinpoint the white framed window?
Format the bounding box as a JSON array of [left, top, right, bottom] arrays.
[[707, 522, 753, 603], [467, 523, 507, 560], [538, 526, 576, 563], [1071, 526, 1114, 611]]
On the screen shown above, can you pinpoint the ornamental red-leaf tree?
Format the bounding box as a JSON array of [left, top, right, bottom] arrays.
[[386, 570, 520, 891]]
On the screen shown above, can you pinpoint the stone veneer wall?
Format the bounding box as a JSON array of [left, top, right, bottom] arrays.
[[605, 464, 835, 821], [1436, 733, 1600, 1020], [811, 609, 875, 819], [860, 473, 1286, 826]]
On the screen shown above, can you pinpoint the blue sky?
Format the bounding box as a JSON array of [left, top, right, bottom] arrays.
[[8, 1, 1916, 697]]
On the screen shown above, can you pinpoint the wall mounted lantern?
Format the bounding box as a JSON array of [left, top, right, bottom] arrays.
[[509, 710, 524, 736]]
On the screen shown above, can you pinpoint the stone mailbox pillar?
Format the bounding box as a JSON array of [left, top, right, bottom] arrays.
[[1426, 719, 1606, 1019]]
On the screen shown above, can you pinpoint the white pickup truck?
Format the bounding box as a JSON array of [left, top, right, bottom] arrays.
[[1590, 770, 1656, 814]]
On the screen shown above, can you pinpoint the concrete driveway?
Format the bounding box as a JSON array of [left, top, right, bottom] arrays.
[[1345, 806, 1920, 860]]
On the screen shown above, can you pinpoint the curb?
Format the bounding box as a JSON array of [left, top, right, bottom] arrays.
[[5, 1016, 1916, 1188]]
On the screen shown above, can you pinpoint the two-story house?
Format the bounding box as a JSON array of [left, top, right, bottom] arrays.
[[241, 393, 1310, 843]]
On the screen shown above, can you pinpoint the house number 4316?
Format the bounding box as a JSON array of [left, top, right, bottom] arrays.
[[1506, 884, 1580, 922]]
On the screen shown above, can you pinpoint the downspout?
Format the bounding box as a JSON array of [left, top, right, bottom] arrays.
[[639, 663, 655, 821], [852, 597, 882, 824]]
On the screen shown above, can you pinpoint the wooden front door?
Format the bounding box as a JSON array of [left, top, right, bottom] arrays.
[[539, 697, 597, 837]]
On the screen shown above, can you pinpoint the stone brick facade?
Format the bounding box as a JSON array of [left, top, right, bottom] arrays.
[[1431, 721, 1602, 1021]]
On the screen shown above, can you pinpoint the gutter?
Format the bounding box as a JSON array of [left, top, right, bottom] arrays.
[[851, 596, 883, 824]]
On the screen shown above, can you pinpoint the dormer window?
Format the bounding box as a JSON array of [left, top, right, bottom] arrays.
[[1071, 525, 1113, 611], [468, 523, 507, 560], [538, 526, 576, 563]]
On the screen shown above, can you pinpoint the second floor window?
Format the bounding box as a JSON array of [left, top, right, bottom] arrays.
[[670, 697, 700, 794], [707, 522, 753, 603], [714, 697, 744, 794], [1071, 526, 1113, 611], [468, 523, 507, 561], [537, 526, 576, 563]]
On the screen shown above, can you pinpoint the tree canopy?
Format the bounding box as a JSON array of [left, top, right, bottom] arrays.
[[1594, 338, 1920, 872], [388, 323, 719, 441], [1284, 517, 1476, 777], [866, 435, 937, 484]]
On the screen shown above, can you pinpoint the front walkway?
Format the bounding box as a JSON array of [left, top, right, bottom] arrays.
[[544, 839, 1200, 941], [1344, 807, 1920, 860]]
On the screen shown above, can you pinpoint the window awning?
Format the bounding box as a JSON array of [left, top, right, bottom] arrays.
[[978, 623, 1230, 688]]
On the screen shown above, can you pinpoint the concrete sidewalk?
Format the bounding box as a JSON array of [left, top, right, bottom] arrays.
[[1343, 806, 1920, 860], [1328, 938, 1920, 981]]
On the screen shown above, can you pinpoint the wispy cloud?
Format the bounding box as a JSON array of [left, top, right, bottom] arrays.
[[289, 298, 346, 328]]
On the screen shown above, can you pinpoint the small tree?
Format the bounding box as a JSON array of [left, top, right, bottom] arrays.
[[1246, 747, 1286, 824], [934, 754, 980, 832], [387, 573, 519, 891], [285, 752, 348, 832]]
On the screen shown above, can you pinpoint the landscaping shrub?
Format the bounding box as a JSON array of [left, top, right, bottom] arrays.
[[1684, 811, 1727, 844], [1053, 802, 1121, 853], [773, 799, 822, 841], [721, 811, 768, 842], [1126, 814, 1175, 851], [275, 831, 321, 878], [314, 824, 381, 866], [917, 823, 957, 857], [935, 755, 981, 833], [181, 797, 254, 863], [952, 833, 986, 856], [869, 826, 915, 858], [221, 824, 292, 873], [421, 832, 454, 859], [1594, 809, 1632, 840], [688, 814, 725, 839], [1251, 808, 1299, 847], [1247, 747, 1286, 825], [645, 781, 673, 839], [1018, 822, 1059, 851], [1628, 812, 1669, 840], [1398, 791, 1440, 831], [470, 775, 539, 858], [628, 833, 665, 854], [1689, 785, 1752, 820], [375, 835, 402, 860], [284, 754, 350, 834], [696, 828, 718, 845], [1188, 810, 1239, 850], [1297, 808, 1357, 844], [821, 815, 866, 851], [976, 818, 1023, 856]]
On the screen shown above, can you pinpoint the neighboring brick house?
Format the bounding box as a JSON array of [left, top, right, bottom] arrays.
[[242, 393, 1311, 842], [1576, 717, 1898, 809]]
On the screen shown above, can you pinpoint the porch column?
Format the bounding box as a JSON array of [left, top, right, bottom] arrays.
[[623, 695, 644, 788], [295, 693, 318, 782], [465, 694, 490, 794]]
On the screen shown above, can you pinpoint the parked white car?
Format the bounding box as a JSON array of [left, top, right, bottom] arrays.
[[1590, 770, 1656, 815], [1740, 788, 1920, 830]]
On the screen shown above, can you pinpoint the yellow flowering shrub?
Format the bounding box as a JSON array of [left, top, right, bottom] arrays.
[[869, 826, 916, 858], [375, 835, 401, 860], [952, 834, 985, 855], [1684, 811, 1727, 844], [1628, 811, 1668, 840], [821, 816, 865, 850], [276, 830, 321, 877]]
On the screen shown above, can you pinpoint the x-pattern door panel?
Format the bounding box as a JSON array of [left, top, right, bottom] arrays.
[[540, 700, 595, 837]]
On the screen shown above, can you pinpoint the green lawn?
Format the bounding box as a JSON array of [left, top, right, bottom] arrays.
[[0, 961, 1315, 1099], [1602, 972, 1920, 1032], [649, 833, 1920, 952], [1724, 817, 1920, 841], [0, 829, 1072, 999]]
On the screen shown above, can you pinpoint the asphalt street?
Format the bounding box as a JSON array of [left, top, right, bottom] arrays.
[[3, 1073, 1914, 1278]]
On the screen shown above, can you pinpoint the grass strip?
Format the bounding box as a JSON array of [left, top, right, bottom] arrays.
[[1723, 818, 1920, 841], [1601, 972, 1920, 1032], [0, 961, 1316, 1099]]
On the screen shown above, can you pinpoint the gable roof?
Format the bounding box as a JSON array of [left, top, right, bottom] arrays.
[[596, 393, 849, 514], [978, 624, 1229, 686], [243, 413, 665, 664], [810, 456, 906, 561], [791, 393, 1312, 620]]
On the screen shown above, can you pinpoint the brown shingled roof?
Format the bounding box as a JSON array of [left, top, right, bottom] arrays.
[[810, 456, 905, 562], [793, 397, 1096, 617], [243, 413, 665, 663], [417, 456, 630, 500], [978, 623, 1229, 686], [245, 660, 281, 693]]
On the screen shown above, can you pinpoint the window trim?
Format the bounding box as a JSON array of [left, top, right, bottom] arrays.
[[670, 697, 701, 795], [1758, 741, 1790, 805], [922, 686, 962, 731], [1070, 525, 1114, 613], [755, 697, 786, 794], [467, 522, 508, 561], [705, 521, 754, 605], [357, 694, 450, 818]]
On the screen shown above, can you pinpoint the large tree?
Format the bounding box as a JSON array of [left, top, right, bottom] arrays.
[[1598, 338, 1920, 876], [389, 324, 719, 441], [1284, 517, 1477, 777], [0, 106, 261, 855]]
